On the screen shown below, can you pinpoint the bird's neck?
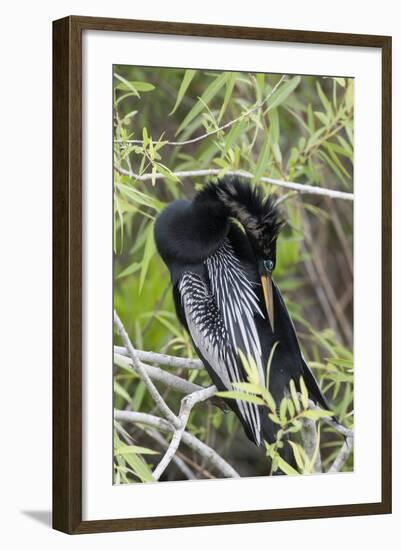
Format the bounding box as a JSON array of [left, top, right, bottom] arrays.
[[181, 200, 229, 261]]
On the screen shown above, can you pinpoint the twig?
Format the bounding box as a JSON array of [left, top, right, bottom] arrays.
[[114, 76, 286, 147], [114, 345, 203, 369], [328, 436, 354, 473], [114, 166, 354, 201], [114, 353, 204, 395], [301, 418, 322, 473], [153, 385, 217, 480], [307, 400, 354, 439], [144, 428, 196, 480], [114, 410, 239, 478], [114, 310, 179, 427]]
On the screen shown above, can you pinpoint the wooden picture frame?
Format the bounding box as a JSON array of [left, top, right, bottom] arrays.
[[53, 15, 392, 534]]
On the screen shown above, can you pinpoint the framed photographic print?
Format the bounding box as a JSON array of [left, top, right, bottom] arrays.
[[52, 16, 392, 534]]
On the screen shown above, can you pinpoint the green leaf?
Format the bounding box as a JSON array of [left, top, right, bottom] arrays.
[[299, 376, 309, 409], [116, 183, 164, 211], [132, 380, 146, 412], [114, 380, 131, 404], [334, 77, 346, 88], [289, 379, 301, 413], [115, 445, 159, 456], [176, 72, 228, 135], [138, 223, 156, 294], [170, 69, 197, 115], [268, 108, 280, 142], [253, 135, 270, 182], [314, 111, 330, 126], [266, 76, 301, 112], [238, 349, 262, 385], [277, 456, 299, 475], [218, 72, 237, 123], [123, 452, 155, 483], [266, 341, 279, 391], [301, 409, 334, 420], [231, 381, 276, 411], [345, 80, 354, 112], [279, 397, 288, 424], [115, 80, 155, 92], [222, 118, 248, 156], [117, 261, 141, 279], [288, 441, 304, 470], [316, 81, 333, 118], [216, 390, 265, 406], [114, 73, 140, 97]]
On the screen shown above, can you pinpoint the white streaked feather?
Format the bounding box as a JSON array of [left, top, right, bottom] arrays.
[[179, 239, 265, 445]]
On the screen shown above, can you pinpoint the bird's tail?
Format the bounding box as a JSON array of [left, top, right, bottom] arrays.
[[196, 176, 283, 256]]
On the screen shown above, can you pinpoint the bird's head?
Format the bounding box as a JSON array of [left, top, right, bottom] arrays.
[[210, 177, 283, 332]]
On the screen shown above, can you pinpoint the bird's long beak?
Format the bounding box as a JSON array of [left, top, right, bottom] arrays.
[[261, 273, 275, 333]]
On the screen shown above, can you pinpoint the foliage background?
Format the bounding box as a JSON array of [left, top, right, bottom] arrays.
[[113, 66, 354, 483]]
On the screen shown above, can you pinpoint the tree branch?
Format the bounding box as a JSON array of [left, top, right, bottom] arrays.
[[328, 436, 354, 473], [114, 311, 353, 479], [114, 310, 179, 427], [143, 427, 196, 480], [114, 410, 239, 478], [153, 385, 217, 480], [115, 165, 354, 201], [307, 400, 354, 439], [301, 418, 322, 473], [114, 345, 203, 369], [114, 76, 286, 147], [114, 353, 205, 395]]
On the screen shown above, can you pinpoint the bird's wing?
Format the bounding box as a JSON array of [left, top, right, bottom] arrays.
[[178, 239, 265, 445], [272, 280, 331, 411]]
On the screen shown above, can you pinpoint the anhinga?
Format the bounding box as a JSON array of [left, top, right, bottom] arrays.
[[154, 177, 330, 450]]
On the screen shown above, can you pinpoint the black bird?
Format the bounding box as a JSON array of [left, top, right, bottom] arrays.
[[154, 176, 330, 449]]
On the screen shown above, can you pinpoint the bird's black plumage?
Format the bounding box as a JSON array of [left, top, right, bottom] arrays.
[[154, 176, 330, 450]]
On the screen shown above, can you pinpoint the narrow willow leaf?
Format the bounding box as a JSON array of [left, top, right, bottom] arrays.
[[288, 441, 304, 470], [266, 340, 279, 390], [289, 379, 301, 413], [115, 81, 155, 92], [154, 313, 183, 339], [132, 380, 146, 412], [176, 72, 228, 135], [345, 80, 354, 112], [253, 135, 270, 182], [222, 118, 248, 156], [115, 445, 159, 456], [314, 111, 330, 126], [117, 183, 164, 211], [216, 390, 265, 406], [316, 81, 333, 118], [266, 76, 301, 112], [138, 223, 156, 294], [268, 413, 281, 425], [268, 108, 280, 143], [142, 127, 149, 147], [123, 452, 155, 483], [299, 376, 309, 409], [334, 77, 346, 87], [301, 409, 334, 420], [218, 72, 237, 123], [279, 398, 288, 424], [114, 73, 140, 97], [170, 69, 197, 115], [114, 380, 131, 404], [117, 261, 141, 279], [277, 456, 299, 475], [231, 382, 276, 411]]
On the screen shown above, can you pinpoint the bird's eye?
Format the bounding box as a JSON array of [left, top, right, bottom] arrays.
[[264, 259, 274, 272]]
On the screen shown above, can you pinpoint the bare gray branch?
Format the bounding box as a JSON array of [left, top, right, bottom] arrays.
[[114, 410, 239, 479]]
